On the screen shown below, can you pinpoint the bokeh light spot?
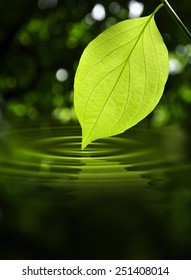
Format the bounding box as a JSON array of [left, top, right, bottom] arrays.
[[176, 45, 186, 56], [169, 58, 183, 75], [180, 86, 191, 103], [109, 2, 121, 15], [85, 14, 95, 25], [151, 106, 170, 127], [53, 95, 64, 107], [56, 69, 68, 82], [91, 4, 106, 21], [53, 108, 72, 123], [19, 33, 31, 46], [128, 0, 144, 18], [105, 17, 117, 28], [38, 0, 58, 10]]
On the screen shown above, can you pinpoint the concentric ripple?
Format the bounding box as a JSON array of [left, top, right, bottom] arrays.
[[0, 123, 180, 187]]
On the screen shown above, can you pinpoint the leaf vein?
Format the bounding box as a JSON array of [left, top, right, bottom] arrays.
[[127, 28, 148, 124], [86, 21, 146, 54], [77, 35, 140, 95], [83, 16, 154, 145]]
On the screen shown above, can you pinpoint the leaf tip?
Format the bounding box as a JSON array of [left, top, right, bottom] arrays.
[[81, 133, 93, 150], [81, 139, 89, 150], [81, 143, 86, 150]]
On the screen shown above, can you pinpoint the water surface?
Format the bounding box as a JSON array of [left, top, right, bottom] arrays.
[[0, 122, 191, 259]]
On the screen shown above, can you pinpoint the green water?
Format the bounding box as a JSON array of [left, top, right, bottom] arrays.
[[0, 122, 191, 259]]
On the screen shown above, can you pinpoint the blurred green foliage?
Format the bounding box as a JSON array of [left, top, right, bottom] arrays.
[[0, 0, 191, 127]]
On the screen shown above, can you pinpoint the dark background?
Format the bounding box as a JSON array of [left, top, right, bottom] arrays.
[[0, 0, 191, 128]]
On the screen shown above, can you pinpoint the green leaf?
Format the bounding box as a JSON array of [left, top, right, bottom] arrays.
[[74, 6, 169, 149]]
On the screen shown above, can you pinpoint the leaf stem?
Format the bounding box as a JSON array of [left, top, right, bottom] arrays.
[[160, 0, 191, 42], [153, 3, 164, 16]]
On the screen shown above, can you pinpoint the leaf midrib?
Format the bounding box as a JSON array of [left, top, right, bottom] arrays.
[[76, 21, 146, 91], [83, 14, 155, 148]]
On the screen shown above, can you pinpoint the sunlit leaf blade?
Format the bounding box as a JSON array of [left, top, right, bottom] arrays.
[[74, 12, 169, 149]]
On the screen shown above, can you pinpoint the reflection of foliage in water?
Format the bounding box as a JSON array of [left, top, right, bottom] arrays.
[[0, 0, 191, 129]]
